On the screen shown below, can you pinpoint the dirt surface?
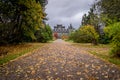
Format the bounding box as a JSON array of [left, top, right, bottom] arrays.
[[0, 39, 120, 80]]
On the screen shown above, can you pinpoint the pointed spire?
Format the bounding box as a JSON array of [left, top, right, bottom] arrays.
[[69, 23, 73, 29]]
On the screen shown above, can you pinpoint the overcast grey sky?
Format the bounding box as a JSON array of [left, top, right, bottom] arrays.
[[45, 0, 96, 29]]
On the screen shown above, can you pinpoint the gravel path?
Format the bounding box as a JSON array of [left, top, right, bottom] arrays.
[[0, 39, 120, 80]]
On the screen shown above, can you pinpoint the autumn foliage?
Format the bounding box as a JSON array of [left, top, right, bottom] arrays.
[[53, 32, 58, 39], [69, 25, 99, 45]]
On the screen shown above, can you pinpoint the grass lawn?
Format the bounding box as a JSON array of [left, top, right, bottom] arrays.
[[70, 42, 120, 67], [0, 43, 46, 65]]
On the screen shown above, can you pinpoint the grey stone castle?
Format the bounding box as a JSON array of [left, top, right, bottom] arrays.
[[53, 24, 75, 38]]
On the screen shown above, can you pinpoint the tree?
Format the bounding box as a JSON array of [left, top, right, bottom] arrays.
[[81, 2, 114, 44], [45, 24, 53, 40], [80, 25, 99, 45], [81, 4, 101, 34], [0, 0, 47, 44], [81, 14, 89, 26], [53, 32, 58, 39], [96, 0, 120, 25], [19, 0, 45, 41], [35, 25, 53, 43]]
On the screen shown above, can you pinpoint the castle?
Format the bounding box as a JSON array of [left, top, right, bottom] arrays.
[[53, 24, 75, 38]]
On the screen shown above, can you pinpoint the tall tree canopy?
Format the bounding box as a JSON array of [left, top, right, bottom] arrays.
[[81, 5, 101, 35], [96, 0, 120, 25], [0, 0, 49, 44]]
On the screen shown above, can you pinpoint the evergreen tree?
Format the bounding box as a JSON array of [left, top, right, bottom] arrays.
[[35, 25, 53, 43], [96, 0, 120, 25]]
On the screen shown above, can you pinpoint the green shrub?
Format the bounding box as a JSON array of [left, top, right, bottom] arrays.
[[69, 30, 91, 43], [35, 25, 53, 43], [104, 22, 120, 57], [99, 34, 111, 44], [69, 25, 99, 45]]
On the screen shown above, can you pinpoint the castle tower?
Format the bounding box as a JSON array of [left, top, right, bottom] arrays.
[[68, 24, 75, 33], [53, 24, 74, 39]]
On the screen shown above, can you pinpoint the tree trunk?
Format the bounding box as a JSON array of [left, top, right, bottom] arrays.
[[92, 39, 98, 45]]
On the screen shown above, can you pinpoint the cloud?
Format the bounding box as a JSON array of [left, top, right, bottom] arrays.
[[45, 0, 96, 29]]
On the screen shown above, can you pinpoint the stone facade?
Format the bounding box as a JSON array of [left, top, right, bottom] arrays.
[[53, 24, 74, 38]]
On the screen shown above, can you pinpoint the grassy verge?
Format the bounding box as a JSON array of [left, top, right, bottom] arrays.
[[0, 43, 45, 65], [71, 43, 120, 67], [64, 39, 74, 43]]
